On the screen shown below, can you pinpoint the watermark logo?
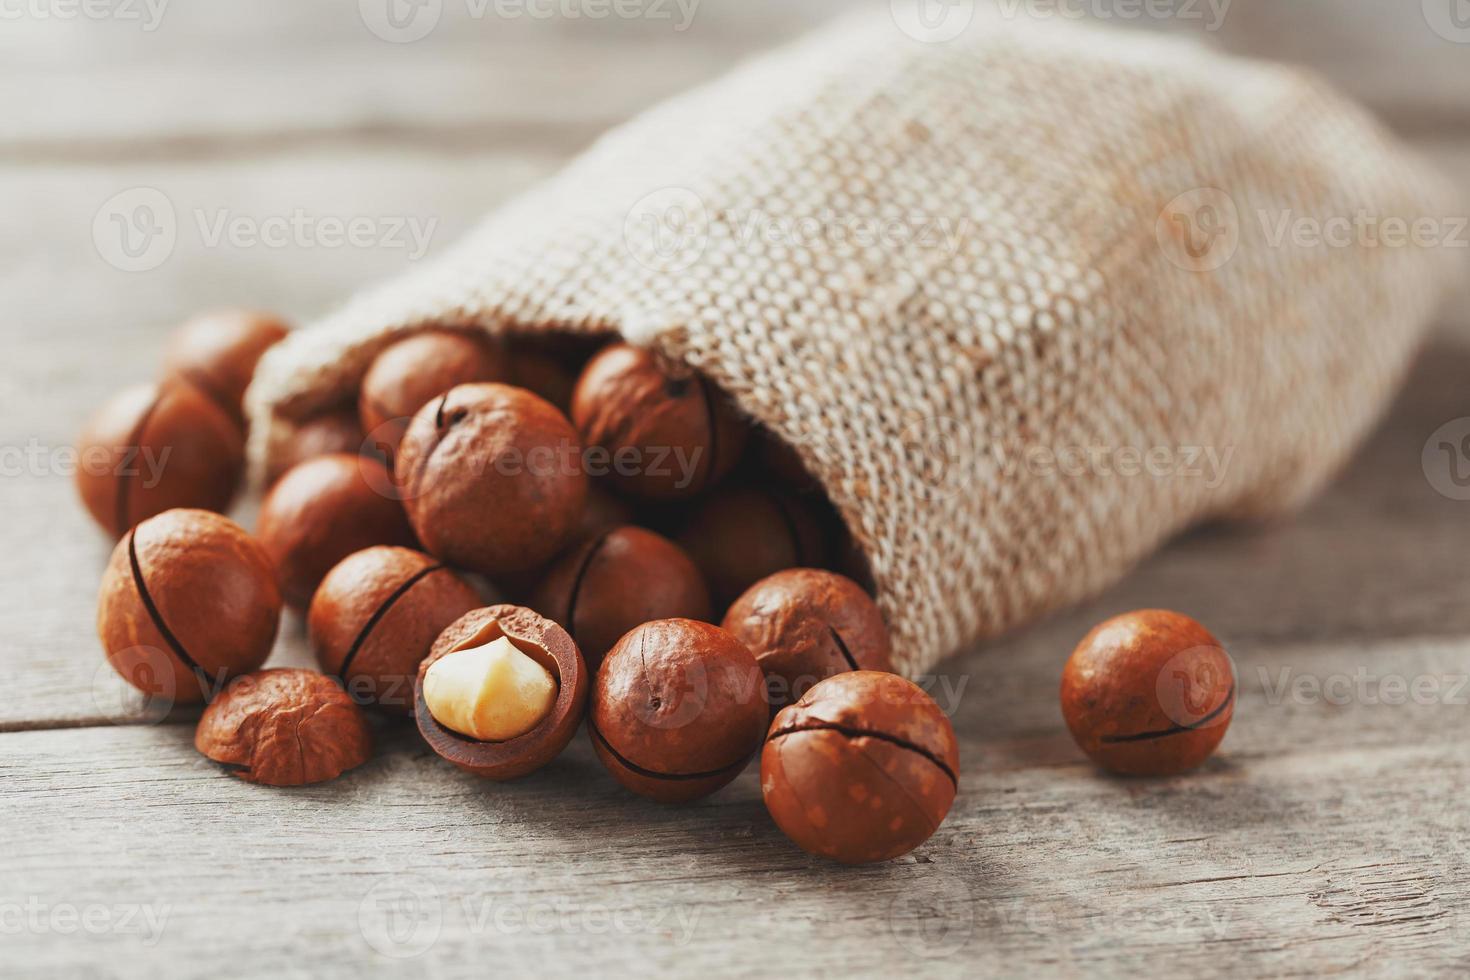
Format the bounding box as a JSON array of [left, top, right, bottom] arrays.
[[1424, 0, 1470, 43], [888, 871, 974, 958], [1422, 418, 1470, 500], [1259, 665, 1470, 706], [624, 187, 710, 273], [92, 188, 438, 271], [358, 877, 443, 958], [891, 0, 976, 43], [90, 653, 176, 726], [93, 187, 177, 273], [1156, 187, 1239, 273], [1155, 646, 1235, 730], [360, 0, 443, 43], [898, 415, 982, 502]]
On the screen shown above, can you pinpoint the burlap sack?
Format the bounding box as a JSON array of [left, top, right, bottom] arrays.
[[247, 10, 1458, 677]]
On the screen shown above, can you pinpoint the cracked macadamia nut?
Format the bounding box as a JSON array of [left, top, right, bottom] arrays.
[[762, 671, 959, 864], [359, 330, 511, 454], [722, 568, 893, 708], [75, 380, 245, 538], [256, 454, 416, 608], [589, 619, 767, 803], [97, 509, 281, 705], [423, 635, 557, 741], [161, 309, 289, 424], [1061, 609, 1235, 776], [571, 343, 747, 500], [416, 606, 588, 780], [395, 384, 588, 576], [531, 525, 711, 670], [677, 484, 827, 610], [308, 546, 481, 713], [195, 669, 372, 786]]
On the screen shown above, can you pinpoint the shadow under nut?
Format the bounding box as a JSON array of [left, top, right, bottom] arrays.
[[414, 605, 588, 780]]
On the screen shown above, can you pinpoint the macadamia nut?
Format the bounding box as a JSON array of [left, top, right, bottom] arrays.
[[424, 635, 557, 741]]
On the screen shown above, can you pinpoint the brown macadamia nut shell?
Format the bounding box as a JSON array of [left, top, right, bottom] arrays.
[[359, 331, 511, 454], [97, 509, 281, 705], [267, 407, 368, 484], [1060, 609, 1235, 776], [762, 671, 959, 864], [589, 619, 767, 803], [256, 454, 416, 608], [76, 380, 244, 538], [415, 605, 588, 780], [532, 526, 711, 671], [678, 485, 827, 611], [395, 384, 588, 576], [308, 546, 482, 713], [571, 343, 747, 500], [195, 669, 372, 786], [161, 309, 289, 424], [723, 568, 893, 709]]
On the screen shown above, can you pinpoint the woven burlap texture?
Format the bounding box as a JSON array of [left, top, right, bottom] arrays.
[[247, 11, 1458, 678]]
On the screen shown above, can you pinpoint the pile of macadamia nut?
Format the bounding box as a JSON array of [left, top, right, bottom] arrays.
[[79, 313, 960, 865]]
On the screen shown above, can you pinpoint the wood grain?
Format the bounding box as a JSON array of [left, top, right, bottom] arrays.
[[3, 0, 1469, 976]]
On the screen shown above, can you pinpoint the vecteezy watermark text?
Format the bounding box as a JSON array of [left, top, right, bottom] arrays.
[[0, 0, 169, 30], [359, 0, 700, 44], [1258, 666, 1470, 707], [994, 0, 1232, 31], [1, 438, 170, 487], [357, 877, 700, 958], [0, 899, 170, 946], [93, 187, 438, 273]]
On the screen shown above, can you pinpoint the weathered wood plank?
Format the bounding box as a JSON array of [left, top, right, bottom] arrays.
[[2, 629, 1468, 977]]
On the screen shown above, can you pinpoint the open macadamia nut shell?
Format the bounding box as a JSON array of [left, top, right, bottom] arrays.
[[195, 668, 372, 786], [415, 605, 588, 780]]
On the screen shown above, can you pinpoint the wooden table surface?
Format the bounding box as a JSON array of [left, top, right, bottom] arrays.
[[4, 2, 1469, 976]]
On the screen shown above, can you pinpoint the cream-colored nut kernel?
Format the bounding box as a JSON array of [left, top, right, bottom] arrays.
[[423, 636, 557, 741]]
